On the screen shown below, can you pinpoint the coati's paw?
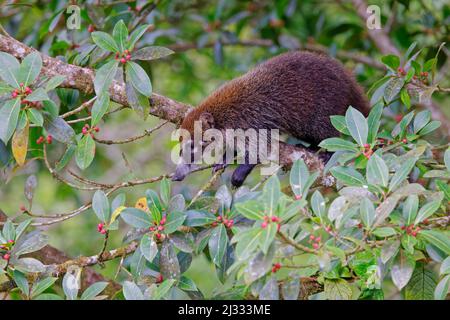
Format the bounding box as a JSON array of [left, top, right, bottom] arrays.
[[231, 164, 256, 188], [212, 163, 227, 174]]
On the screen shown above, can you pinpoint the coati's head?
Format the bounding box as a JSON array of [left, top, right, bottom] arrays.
[[172, 110, 216, 182]]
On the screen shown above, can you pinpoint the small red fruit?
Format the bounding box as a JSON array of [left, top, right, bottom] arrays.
[[11, 91, 18, 98], [271, 216, 278, 222], [158, 225, 164, 231], [126, 54, 131, 60], [82, 127, 88, 135], [155, 233, 162, 239], [211, 221, 218, 227], [261, 221, 268, 229], [313, 243, 319, 249], [20, 205, 26, 211], [295, 194, 302, 200], [120, 58, 126, 64], [100, 229, 107, 234], [156, 274, 163, 283], [217, 216, 222, 221], [19, 82, 24, 87], [411, 231, 417, 237], [94, 126, 100, 132], [309, 235, 315, 241], [3, 253, 10, 261], [315, 237, 321, 242], [402, 138, 407, 143], [7, 240, 14, 244], [401, 225, 406, 230], [88, 24, 95, 33], [46, 135, 53, 144]]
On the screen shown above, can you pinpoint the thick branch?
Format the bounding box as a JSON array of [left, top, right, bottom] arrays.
[[0, 34, 191, 124]]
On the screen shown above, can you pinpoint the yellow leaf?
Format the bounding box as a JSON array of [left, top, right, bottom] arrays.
[[110, 206, 126, 224], [12, 121, 29, 166], [135, 197, 148, 211]]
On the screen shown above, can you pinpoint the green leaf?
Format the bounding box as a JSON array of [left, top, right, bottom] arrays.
[[391, 250, 415, 291], [62, 268, 80, 300], [388, 157, 416, 192], [444, 148, 450, 172], [18, 52, 42, 86], [372, 227, 396, 237], [434, 275, 450, 300], [419, 230, 450, 255], [258, 223, 277, 254], [113, 20, 128, 53], [91, 94, 110, 126], [154, 279, 176, 300], [367, 102, 383, 143], [31, 277, 57, 298], [263, 175, 280, 216], [92, 190, 110, 223], [384, 77, 404, 103], [403, 195, 419, 225], [0, 98, 20, 144], [381, 54, 400, 70], [235, 201, 264, 220], [122, 281, 144, 300], [125, 80, 150, 120], [330, 115, 350, 135], [27, 109, 44, 126], [178, 276, 198, 291], [126, 61, 152, 97], [34, 293, 63, 300], [94, 60, 119, 96], [80, 281, 108, 300], [91, 31, 119, 52], [121, 208, 152, 229], [209, 224, 228, 266], [0, 52, 20, 87], [164, 211, 186, 234], [160, 178, 171, 206], [127, 24, 149, 50], [414, 200, 441, 225], [132, 46, 174, 61], [45, 75, 65, 91], [140, 234, 158, 262], [26, 88, 49, 102], [330, 166, 366, 187], [13, 270, 29, 297], [43, 114, 76, 144], [290, 159, 310, 197], [324, 279, 352, 300], [345, 106, 368, 147], [319, 137, 358, 152], [311, 190, 326, 221], [184, 210, 216, 226], [360, 197, 375, 228], [418, 121, 441, 136], [75, 134, 96, 170], [404, 262, 437, 300], [2, 220, 15, 241], [55, 144, 76, 171], [146, 189, 162, 222], [400, 88, 411, 109], [366, 153, 389, 187]]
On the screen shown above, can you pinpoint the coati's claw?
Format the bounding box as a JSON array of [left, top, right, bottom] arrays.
[[212, 163, 227, 174]]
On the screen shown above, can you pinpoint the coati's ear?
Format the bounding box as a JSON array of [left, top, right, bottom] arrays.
[[199, 112, 214, 130]]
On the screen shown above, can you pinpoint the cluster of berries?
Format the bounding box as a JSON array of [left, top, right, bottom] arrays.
[[155, 274, 163, 284], [324, 226, 333, 233], [87, 24, 95, 33], [362, 143, 373, 159], [211, 216, 234, 228], [97, 223, 107, 234], [271, 262, 282, 273], [308, 235, 322, 250], [36, 135, 53, 145], [11, 83, 40, 107], [149, 216, 167, 240], [261, 215, 281, 231], [412, 71, 429, 82], [0, 240, 14, 261], [400, 224, 421, 237], [115, 50, 132, 64], [82, 123, 100, 136]]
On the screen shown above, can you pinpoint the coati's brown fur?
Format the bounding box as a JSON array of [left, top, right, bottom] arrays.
[[174, 51, 370, 186]]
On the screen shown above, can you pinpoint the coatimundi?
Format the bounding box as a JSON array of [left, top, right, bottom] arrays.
[[172, 51, 370, 187]]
